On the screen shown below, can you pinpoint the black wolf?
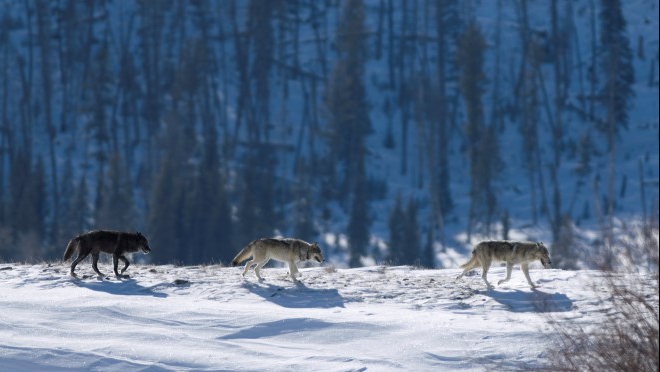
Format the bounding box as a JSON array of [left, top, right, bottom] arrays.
[[62, 230, 151, 278]]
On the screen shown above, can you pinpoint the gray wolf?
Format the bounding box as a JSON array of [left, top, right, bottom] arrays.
[[232, 238, 324, 282], [63, 230, 151, 278], [456, 240, 551, 288]]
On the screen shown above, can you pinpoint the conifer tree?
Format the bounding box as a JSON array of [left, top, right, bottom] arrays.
[[147, 118, 188, 264], [598, 0, 634, 238], [183, 122, 233, 264], [387, 194, 406, 265], [403, 198, 421, 266], [69, 176, 91, 237], [325, 0, 372, 203], [348, 163, 370, 268], [457, 22, 502, 238], [293, 166, 317, 243], [421, 229, 436, 269], [95, 153, 135, 231]]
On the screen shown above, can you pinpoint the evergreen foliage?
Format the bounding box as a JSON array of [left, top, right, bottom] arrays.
[[387, 195, 421, 266], [598, 0, 634, 133], [0, 0, 653, 267], [457, 22, 503, 238]]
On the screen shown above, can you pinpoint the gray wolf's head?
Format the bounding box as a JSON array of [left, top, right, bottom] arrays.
[[309, 242, 324, 263], [536, 242, 551, 268], [136, 232, 151, 254]]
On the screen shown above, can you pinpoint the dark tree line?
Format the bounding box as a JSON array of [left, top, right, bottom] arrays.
[[0, 0, 649, 268]]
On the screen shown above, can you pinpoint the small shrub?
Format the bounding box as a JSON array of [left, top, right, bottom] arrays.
[[545, 274, 658, 372]]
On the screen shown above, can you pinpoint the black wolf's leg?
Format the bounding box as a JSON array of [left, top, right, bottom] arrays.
[[70, 252, 89, 276], [112, 254, 121, 277], [118, 255, 130, 274], [91, 252, 104, 276]]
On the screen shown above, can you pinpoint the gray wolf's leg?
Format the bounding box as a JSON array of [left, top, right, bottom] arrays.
[[254, 260, 267, 281], [521, 263, 536, 288], [242, 260, 256, 277], [287, 261, 299, 281], [481, 260, 493, 288], [498, 262, 514, 285], [91, 252, 104, 276], [456, 255, 480, 281]]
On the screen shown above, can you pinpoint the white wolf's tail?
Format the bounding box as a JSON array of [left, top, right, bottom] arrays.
[[231, 243, 254, 266]]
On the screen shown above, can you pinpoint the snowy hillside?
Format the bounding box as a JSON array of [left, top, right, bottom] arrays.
[[0, 0, 657, 268], [1, 262, 657, 371]]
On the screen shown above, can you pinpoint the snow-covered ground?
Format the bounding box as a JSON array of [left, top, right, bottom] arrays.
[[1, 262, 656, 371]]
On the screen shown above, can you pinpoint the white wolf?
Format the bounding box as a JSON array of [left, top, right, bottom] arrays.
[[231, 238, 325, 282], [456, 240, 552, 288]]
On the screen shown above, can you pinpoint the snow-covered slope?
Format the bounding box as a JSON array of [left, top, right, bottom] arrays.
[[1, 262, 656, 371]]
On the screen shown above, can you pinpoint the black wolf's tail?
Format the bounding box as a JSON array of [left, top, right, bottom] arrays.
[[62, 237, 80, 261]]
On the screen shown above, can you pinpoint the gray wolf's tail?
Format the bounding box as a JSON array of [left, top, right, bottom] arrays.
[[460, 250, 478, 269], [63, 237, 79, 261], [231, 244, 253, 266]]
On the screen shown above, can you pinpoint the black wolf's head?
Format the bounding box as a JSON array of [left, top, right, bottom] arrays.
[[536, 242, 551, 268], [136, 232, 151, 254]]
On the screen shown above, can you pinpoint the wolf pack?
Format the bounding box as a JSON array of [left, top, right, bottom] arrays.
[[63, 229, 552, 288]]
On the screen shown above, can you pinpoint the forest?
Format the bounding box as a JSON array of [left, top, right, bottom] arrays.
[[0, 0, 657, 267]]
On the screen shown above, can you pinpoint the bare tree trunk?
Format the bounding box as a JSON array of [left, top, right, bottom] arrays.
[[36, 0, 59, 241]]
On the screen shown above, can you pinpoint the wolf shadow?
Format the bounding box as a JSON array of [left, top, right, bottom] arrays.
[[242, 281, 345, 309], [73, 277, 167, 298], [483, 288, 572, 313]]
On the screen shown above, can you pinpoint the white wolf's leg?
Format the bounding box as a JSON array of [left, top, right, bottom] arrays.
[[521, 263, 536, 288], [498, 262, 514, 285]]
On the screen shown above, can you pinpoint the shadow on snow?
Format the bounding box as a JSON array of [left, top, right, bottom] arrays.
[[241, 280, 345, 309], [73, 277, 168, 298], [483, 288, 573, 313]]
